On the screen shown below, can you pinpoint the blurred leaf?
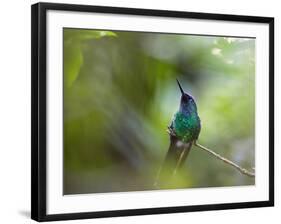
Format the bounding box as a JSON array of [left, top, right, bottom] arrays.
[[64, 29, 117, 87], [64, 30, 117, 42], [64, 43, 83, 88]]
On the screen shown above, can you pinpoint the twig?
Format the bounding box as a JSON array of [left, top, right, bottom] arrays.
[[194, 142, 255, 177]]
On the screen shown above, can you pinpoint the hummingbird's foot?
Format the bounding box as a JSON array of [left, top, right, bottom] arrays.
[[167, 126, 177, 137]]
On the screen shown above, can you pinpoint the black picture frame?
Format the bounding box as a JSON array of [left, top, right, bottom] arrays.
[[31, 2, 274, 222]]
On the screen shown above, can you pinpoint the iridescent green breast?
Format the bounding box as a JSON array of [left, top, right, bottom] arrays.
[[172, 111, 201, 143]]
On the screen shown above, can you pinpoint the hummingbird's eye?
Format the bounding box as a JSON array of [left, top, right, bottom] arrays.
[[181, 94, 189, 102], [184, 94, 190, 99]]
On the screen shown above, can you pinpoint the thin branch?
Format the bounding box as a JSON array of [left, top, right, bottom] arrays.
[[194, 142, 255, 177]]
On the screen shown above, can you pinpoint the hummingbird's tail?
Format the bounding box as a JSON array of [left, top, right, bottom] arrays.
[[154, 136, 193, 188]]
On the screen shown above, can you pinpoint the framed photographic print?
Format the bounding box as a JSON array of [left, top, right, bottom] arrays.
[[31, 2, 274, 222]]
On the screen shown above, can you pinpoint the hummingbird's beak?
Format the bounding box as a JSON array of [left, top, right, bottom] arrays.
[[176, 79, 184, 95]]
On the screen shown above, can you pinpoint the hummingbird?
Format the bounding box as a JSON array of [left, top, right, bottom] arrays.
[[155, 79, 201, 186]]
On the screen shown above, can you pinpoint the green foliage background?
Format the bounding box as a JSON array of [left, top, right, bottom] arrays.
[[63, 28, 255, 194]]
